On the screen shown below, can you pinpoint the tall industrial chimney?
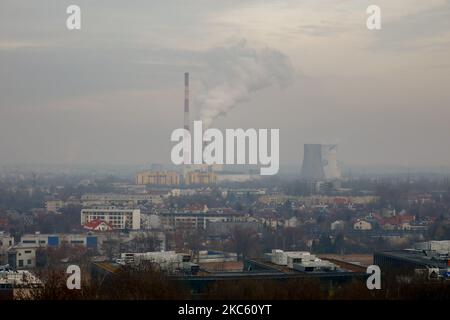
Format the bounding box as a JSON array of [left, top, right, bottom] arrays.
[[182, 72, 191, 167], [184, 72, 190, 131]]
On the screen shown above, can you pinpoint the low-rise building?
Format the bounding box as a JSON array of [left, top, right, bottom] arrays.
[[331, 220, 345, 231], [414, 240, 450, 253], [7, 245, 37, 269], [168, 188, 196, 197], [284, 217, 299, 228], [292, 259, 337, 272], [45, 200, 65, 213], [216, 172, 260, 183], [20, 232, 101, 250], [196, 250, 238, 264], [118, 251, 198, 274], [374, 250, 448, 280], [353, 219, 372, 231], [0, 232, 14, 265], [377, 214, 415, 231], [159, 211, 242, 230], [374, 241, 450, 280], [0, 266, 42, 299], [81, 193, 163, 207], [263, 249, 337, 272]]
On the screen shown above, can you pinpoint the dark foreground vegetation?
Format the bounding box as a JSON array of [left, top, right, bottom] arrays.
[[22, 268, 450, 300]]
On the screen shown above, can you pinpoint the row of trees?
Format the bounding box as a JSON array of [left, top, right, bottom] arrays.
[[24, 267, 450, 300]]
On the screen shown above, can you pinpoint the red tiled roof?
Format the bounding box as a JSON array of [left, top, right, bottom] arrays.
[[378, 215, 415, 226], [83, 219, 113, 230], [334, 197, 348, 204]]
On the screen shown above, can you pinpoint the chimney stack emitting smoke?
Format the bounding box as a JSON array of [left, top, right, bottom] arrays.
[[197, 41, 295, 128], [182, 72, 191, 166], [184, 72, 190, 131]]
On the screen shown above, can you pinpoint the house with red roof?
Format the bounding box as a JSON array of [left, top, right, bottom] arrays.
[[83, 219, 113, 232], [377, 214, 415, 231]]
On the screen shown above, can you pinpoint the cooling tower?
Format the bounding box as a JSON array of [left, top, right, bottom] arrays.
[[321, 144, 341, 179], [301, 144, 325, 180]]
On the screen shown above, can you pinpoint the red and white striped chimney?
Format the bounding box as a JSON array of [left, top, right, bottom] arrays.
[[182, 72, 191, 166], [184, 72, 189, 131]]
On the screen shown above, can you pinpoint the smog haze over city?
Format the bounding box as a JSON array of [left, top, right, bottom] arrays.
[[1, 0, 450, 170], [2, 0, 450, 313]]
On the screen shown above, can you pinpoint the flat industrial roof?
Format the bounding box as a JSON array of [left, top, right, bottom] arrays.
[[375, 250, 449, 268]]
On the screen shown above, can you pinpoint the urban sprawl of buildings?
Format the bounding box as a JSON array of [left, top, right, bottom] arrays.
[[2, 154, 450, 299], [1, 76, 449, 299]]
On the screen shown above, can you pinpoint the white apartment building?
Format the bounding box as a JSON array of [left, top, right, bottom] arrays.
[[81, 193, 162, 207], [81, 207, 141, 230]]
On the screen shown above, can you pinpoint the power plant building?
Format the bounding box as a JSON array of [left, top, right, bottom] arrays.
[[301, 144, 325, 180], [301, 144, 341, 181], [321, 144, 341, 179]]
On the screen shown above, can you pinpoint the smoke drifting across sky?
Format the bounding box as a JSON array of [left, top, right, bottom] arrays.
[[1, 1, 450, 168], [197, 41, 295, 127]]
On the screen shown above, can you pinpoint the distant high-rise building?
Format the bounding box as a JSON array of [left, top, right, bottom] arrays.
[[184, 171, 217, 185], [136, 171, 181, 186]]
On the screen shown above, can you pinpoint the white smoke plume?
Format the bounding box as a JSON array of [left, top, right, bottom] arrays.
[[197, 41, 295, 127]]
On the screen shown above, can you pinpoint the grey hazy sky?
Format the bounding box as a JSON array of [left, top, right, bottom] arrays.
[[1, 0, 450, 168]]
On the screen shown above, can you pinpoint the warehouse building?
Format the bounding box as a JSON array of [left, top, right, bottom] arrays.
[[20, 232, 101, 250], [117, 251, 199, 274], [263, 250, 337, 272], [374, 241, 450, 279]]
